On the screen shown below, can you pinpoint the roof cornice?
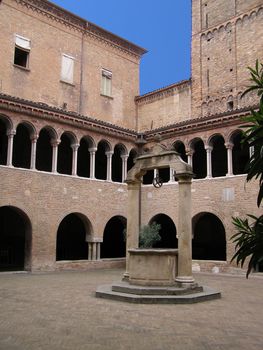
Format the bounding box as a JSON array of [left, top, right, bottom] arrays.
[[135, 79, 191, 104], [13, 0, 147, 57], [144, 106, 256, 140], [0, 93, 137, 140]]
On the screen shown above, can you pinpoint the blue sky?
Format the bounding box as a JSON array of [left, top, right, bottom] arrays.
[[51, 0, 192, 95]]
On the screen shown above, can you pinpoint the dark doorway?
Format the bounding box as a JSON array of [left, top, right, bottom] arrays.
[[56, 213, 88, 261], [192, 213, 226, 261], [101, 216, 126, 258], [112, 144, 124, 182], [149, 214, 177, 248], [0, 206, 31, 271]]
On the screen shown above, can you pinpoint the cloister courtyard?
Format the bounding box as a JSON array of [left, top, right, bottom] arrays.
[[0, 268, 262, 350]]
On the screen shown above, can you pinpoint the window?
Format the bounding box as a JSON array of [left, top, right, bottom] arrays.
[[14, 34, 30, 68], [61, 54, 74, 84], [101, 69, 112, 97]]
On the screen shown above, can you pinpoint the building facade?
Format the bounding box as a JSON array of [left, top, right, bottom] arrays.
[[0, 0, 262, 272]]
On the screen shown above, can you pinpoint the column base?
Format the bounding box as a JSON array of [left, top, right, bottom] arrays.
[[175, 275, 195, 285], [122, 272, 129, 282]]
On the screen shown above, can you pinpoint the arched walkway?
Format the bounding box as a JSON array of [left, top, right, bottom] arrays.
[[77, 137, 91, 178], [112, 144, 127, 183], [95, 140, 110, 180], [173, 141, 187, 162], [149, 214, 177, 248], [57, 133, 74, 175], [101, 216, 126, 258], [210, 135, 227, 177], [56, 213, 90, 261], [0, 206, 31, 271], [192, 212, 226, 261]]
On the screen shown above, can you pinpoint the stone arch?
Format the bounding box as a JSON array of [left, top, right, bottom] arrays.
[[95, 139, 112, 180], [0, 205, 32, 271], [127, 148, 138, 172], [57, 131, 77, 175], [13, 122, 36, 169], [172, 140, 187, 162], [112, 143, 128, 183], [190, 138, 206, 179], [230, 130, 249, 175], [36, 126, 57, 172], [77, 135, 95, 178], [192, 212, 226, 261], [0, 116, 12, 165], [56, 212, 92, 261], [208, 133, 227, 177], [149, 213, 177, 248], [101, 215, 127, 258]]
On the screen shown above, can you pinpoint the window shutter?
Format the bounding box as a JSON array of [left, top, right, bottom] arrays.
[[61, 54, 74, 83], [15, 34, 31, 50]]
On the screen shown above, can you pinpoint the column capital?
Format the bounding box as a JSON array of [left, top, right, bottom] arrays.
[[121, 154, 129, 161], [88, 147, 97, 153], [30, 134, 39, 142], [186, 149, 194, 156], [7, 129, 16, 137], [105, 150, 114, 157], [205, 145, 213, 151], [71, 143, 80, 151], [225, 142, 234, 150], [51, 139, 60, 147]]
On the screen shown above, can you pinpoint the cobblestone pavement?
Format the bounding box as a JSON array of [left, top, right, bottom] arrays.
[[0, 268, 263, 350]]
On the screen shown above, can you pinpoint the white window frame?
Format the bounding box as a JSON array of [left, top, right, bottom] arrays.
[[101, 69, 112, 97], [14, 34, 31, 68], [61, 54, 75, 84]]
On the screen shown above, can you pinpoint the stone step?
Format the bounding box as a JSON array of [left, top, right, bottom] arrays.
[[111, 281, 203, 295], [96, 284, 221, 304]]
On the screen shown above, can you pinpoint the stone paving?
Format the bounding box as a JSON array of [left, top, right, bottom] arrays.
[[0, 268, 263, 350]]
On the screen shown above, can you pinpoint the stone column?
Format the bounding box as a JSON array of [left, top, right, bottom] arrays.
[[169, 168, 175, 182], [186, 149, 193, 167], [121, 154, 128, 183], [123, 180, 141, 280], [88, 243, 93, 261], [96, 243, 101, 260], [205, 145, 212, 178], [71, 143, 79, 176], [106, 151, 113, 181], [89, 147, 97, 179], [51, 140, 60, 173], [30, 135, 38, 170], [225, 142, 233, 176], [6, 130, 16, 166], [175, 175, 195, 284]]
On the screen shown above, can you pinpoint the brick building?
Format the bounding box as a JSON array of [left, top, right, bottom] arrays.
[[0, 0, 262, 272]]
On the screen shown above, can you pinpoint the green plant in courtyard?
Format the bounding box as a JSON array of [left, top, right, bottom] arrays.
[[139, 222, 161, 248], [123, 222, 161, 248], [231, 60, 263, 277]]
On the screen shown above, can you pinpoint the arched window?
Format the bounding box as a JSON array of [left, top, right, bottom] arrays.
[[149, 214, 177, 248], [127, 148, 137, 172], [56, 213, 89, 261], [192, 139, 206, 179], [13, 123, 32, 169], [0, 118, 8, 165], [101, 216, 126, 258], [192, 212, 226, 261], [0, 206, 31, 271], [36, 128, 53, 172], [95, 140, 110, 180], [112, 144, 127, 183], [173, 141, 187, 162], [231, 131, 249, 175], [210, 135, 227, 177], [77, 137, 91, 178], [57, 133, 74, 175]]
